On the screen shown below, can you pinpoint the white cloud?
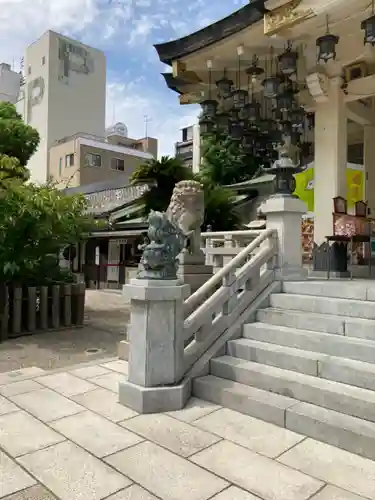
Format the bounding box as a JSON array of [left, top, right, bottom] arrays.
[[0, 0, 233, 157]]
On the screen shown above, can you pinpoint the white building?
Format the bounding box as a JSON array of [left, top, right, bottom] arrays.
[[16, 30, 106, 184], [0, 63, 21, 104], [175, 124, 200, 173]]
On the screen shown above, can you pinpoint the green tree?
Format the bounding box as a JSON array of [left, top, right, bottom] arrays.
[[202, 184, 240, 231], [130, 156, 193, 216], [0, 102, 39, 184], [199, 133, 262, 186], [0, 182, 94, 285]]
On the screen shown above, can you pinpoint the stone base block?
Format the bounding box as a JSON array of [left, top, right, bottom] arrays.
[[275, 266, 308, 281], [118, 340, 129, 361], [119, 379, 191, 414], [179, 264, 213, 275]]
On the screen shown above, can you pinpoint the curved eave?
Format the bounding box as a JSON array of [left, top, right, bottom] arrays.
[[154, 0, 267, 66], [162, 73, 184, 94]]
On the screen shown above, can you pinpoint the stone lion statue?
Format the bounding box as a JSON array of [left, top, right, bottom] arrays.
[[166, 180, 204, 257]]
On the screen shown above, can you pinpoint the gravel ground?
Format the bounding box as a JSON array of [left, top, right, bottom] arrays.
[[0, 290, 130, 373]]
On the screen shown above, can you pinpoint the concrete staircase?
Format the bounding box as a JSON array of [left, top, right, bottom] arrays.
[[193, 280, 375, 461]]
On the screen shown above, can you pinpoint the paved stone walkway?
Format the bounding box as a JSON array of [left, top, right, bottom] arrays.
[[0, 358, 374, 499], [0, 290, 129, 373]]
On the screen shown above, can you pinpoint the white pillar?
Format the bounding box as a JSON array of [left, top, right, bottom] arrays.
[[261, 196, 307, 280], [314, 78, 347, 244], [364, 125, 375, 216]]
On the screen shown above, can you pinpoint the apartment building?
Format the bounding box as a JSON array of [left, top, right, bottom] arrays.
[[175, 124, 200, 173], [49, 122, 157, 188], [16, 30, 106, 184], [0, 63, 21, 104]]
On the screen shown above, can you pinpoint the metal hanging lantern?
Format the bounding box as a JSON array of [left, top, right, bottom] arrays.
[[276, 90, 295, 112], [215, 112, 231, 134], [229, 120, 245, 141], [199, 116, 216, 137], [278, 42, 298, 75], [216, 75, 233, 98], [362, 13, 375, 46], [290, 108, 305, 129], [245, 55, 264, 82], [316, 34, 339, 63], [200, 99, 218, 118], [262, 75, 283, 98], [316, 16, 339, 63], [241, 100, 261, 122], [232, 89, 249, 109]]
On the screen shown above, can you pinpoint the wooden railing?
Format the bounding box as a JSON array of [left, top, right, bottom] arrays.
[[201, 230, 261, 270], [183, 229, 277, 373]]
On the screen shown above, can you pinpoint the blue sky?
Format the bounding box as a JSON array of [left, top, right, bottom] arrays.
[[0, 0, 249, 156]]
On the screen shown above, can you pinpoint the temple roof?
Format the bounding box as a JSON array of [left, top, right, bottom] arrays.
[[154, 0, 267, 66]]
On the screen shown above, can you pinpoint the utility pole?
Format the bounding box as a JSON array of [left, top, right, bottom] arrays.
[[144, 114, 151, 137]]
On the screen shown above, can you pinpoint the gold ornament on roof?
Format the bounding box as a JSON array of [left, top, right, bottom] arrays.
[[264, 0, 314, 36]]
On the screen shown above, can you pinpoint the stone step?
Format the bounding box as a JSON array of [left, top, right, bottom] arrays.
[[210, 355, 375, 423], [256, 307, 375, 340], [269, 293, 375, 320], [193, 375, 375, 461], [282, 280, 375, 301], [243, 322, 375, 364], [227, 338, 375, 391]]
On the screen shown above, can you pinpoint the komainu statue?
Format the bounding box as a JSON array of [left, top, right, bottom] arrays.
[[137, 180, 204, 280]]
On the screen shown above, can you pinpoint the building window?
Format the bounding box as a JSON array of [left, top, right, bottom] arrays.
[[84, 153, 101, 167], [65, 154, 74, 167], [59, 157, 63, 176], [111, 158, 125, 171], [42, 56, 45, 65]]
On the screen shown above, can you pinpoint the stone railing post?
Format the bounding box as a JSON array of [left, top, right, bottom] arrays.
[[119, 278, 191, 413], [261, 196, 307, 280]]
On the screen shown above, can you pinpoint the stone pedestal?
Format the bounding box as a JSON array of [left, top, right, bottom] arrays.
[[178, 250, 213, 295], [261, 196, 308, 281], [119, 278, 191, 413]]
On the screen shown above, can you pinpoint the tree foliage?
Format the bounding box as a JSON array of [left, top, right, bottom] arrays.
[[0, 102, 39, 184], [0, 102, 94, 285], [199, 133, 262, 186], [130, 156, 193, 216], [0, 183, 94, 285]]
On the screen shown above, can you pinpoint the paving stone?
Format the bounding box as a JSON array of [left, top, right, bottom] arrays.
[[191, 440, 323, 500], [0, 379, 44, 397], [51, 410, 143, 458], [101, 360, 128, 374], [0, 450, 36, 498], [2, 484, 57, 499], [194, 408, 304, 458], [0, 394, 19, 415], [18, 440, 131, 500], [105, 441, 228, 500], [106, 485, 159, 499], [10, 388, 84, 422], [167, 397, 221, 423], [69, 365, 112, 379], [91, 371, 124, 392], [35, 372, 97, 396], [211, 486, 261, 500], [0, 367, 45, 386], [122, 413, 220, 457], [0, 410, 65, 457], [72, 387, 137, 422], [278, 438, 375, 499], [311, 485, 367, 499]]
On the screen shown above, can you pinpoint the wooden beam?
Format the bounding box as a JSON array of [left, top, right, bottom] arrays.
[[344, 74, 375, 102], [264, 0, 314, 36], [346, 101, 374, 126]]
